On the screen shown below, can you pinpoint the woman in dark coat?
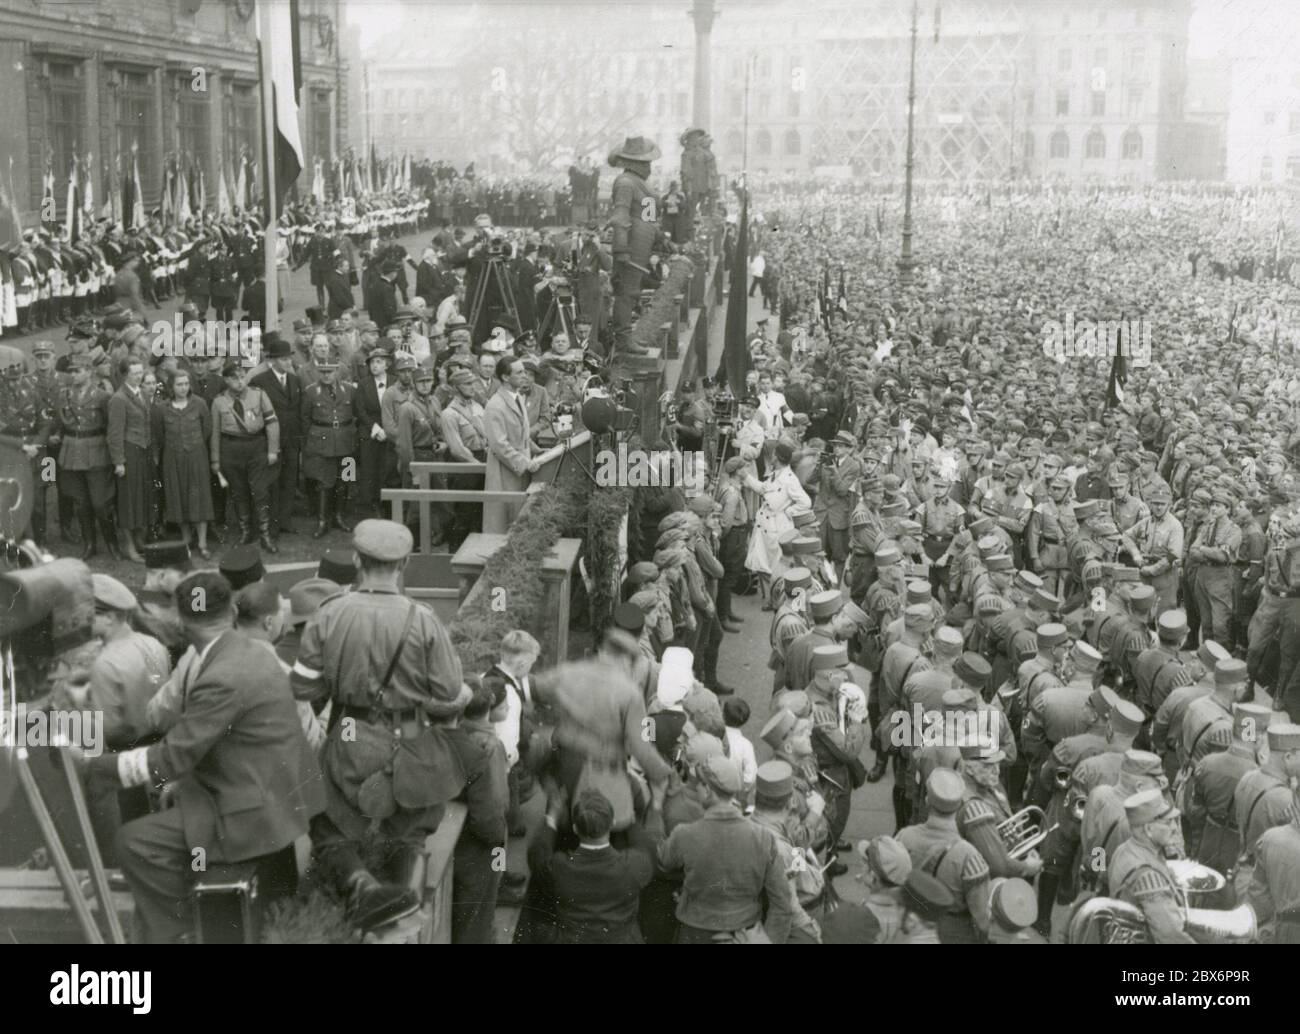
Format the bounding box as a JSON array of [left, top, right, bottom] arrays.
[[151, 368, 214, 557]]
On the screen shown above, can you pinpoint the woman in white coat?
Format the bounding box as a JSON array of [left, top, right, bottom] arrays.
[[744, 439, 811, 607]]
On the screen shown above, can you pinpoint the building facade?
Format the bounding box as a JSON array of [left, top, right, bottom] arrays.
[[0, 0, 353, 221]]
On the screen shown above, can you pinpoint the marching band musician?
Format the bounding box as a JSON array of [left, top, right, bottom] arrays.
[[1106, 788, 1196, 944]]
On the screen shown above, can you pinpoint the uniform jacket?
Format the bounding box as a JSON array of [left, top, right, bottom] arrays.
[[301, 380, 358, 457]]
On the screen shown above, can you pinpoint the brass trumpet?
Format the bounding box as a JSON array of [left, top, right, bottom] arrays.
[[997, 806, 1058, 859]]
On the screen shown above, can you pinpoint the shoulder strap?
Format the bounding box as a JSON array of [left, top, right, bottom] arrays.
[[1241, 784, 1276, 844], [922, 838, 957, 878], [378, 602, 419, 695]]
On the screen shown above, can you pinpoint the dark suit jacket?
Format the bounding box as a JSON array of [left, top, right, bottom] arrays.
[[324, 270, 355, 319], [366, 276, 399, 330], [118, 631, 324, 863], [354, 373, 387, 438], [106, 385, 152, 461], [250, 367, 303, 440]]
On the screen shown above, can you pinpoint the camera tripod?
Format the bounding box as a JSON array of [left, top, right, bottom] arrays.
[[537, 275, 580, 349], [466, 251, 522, 344]]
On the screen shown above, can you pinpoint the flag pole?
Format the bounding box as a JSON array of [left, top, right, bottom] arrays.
[[258, 0, 280, 335]]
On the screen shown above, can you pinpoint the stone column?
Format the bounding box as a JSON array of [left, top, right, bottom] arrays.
[[691, 0, 716, 135]]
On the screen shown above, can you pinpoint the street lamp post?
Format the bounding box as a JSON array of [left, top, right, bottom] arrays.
[[898, 0, 919, 285]]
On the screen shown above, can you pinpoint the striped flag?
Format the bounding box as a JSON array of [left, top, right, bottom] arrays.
[[64, 155, 80, 243], [161, 158, 174, 227], [217, 163, 231, 218], [258, 0, 304, 215], [177, 164, 192, 224]]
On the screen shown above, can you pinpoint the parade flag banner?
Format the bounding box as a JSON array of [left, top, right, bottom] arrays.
[[41, 157, 57, 229], [0, 156, 22, 247], [197, 167, 206, 214], [161, 159, 174, 228], [217, 164, 231, 218], [130, 144, 145, 229], [1106, 349, 1127, 409], [235, 154, 247, 213], [64, 156, 80, 244], [81, 153, 94, 228], [257, 0, 304, 216], [177, 165, 192, 224], [718, 186, 751, 395]]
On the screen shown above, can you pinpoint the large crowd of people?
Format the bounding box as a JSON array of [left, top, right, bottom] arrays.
[[6, 128, 1300, 946]]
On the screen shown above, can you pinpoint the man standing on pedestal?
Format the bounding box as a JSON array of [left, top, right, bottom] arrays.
[[608, 137, 669, 360]]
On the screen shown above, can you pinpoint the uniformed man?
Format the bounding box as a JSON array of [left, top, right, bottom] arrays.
[[986, 877, 1046, 944], [767, 567, 813, 696], [1152, 640, 1226, 783], [896, 769, 992, 943], [1079, 750, 1170, 894], [1133, 610, 1195, 721], [210, 360, 279, 553], [1027, 473, 1077, 598], [300, 359, 358, 539], [1185, 702, 1270, 880], [54, 353, 121, 559], [1133, 481, 1183, 614], [1180, 658, 1250, 773], [820, 835, 912, 944], [439, 366, 488, 543], [956, 741, 1043, 881], [1106, 788, 1196, 943], [1190, 490, 1244, 650], [290, 519, 470, 932], [748, 760, 825, 943], [1248, 790, 1300, 943], [814, 431, 862, 580], [1232, 722, 1300, 898], [0, 346, 52, 544]]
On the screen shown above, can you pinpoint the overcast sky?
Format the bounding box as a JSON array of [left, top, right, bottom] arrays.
[[345, 0, 1300, 59]]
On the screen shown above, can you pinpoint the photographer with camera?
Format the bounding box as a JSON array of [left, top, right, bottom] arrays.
[[814, 431, 864, 583], [448, 213, 516, 346]]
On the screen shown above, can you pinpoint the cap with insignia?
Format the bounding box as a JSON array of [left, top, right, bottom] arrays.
[[1266, 723, 1300, 752], [92, 574, 137, 612], [990, 878, 1038, 931], [1120, 749, 1163, 778], [861, 835, 912, 887], [1071, 640, 1103, 672], [1035, 622, 1068, 648], [954, 653, 991, 690], [905, 581, 932, 605], [1214, 658, 1248, 688], [1232, 703, 1271, 741], [1157, 610, 1189, 642], [1110, 698, 1146, 736], [754, 759, 795, 806], [783, 566, 812, 591], [218, 545, 265, 591], [1197, 640, 1229, 668], [142, 540, 191, 571], [760, 708, 799, 750], [926, 768, 966, 815], [809, 589, 844, 620], [1124, 787, 1179, 826], [1031, 587, 1061, 612], [32, 340, 54, 356], [934, 625, 964, 655], [1128, 584, 1156, 611], [288, 577, 341, 626], [874, 546, 901, 566], [812, 643, 850, 671], [700, 755, 744, 796]]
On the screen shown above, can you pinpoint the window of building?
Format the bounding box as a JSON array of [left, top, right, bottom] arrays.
[[1058, 48, 1071, 73], [311, 91, 331, 163], [785, 128, 801, 155], [1085, 128, 1105, 159], [756, 129, 771, 155], [44, 61, 83, 201], [226, 82, 258, 178], [1126, 86, 1145, 116], [115, 68, 157, 197], [1091, 90, 1106, 116], [1122, 127, 1143, 159], [176, 76, 210, 187], [1050, 130, 1069, 158], [1056, 88, 1069, 117]]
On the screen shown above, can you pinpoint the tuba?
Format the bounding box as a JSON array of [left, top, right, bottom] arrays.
[[1068, 896, 1257, 944], [997, 805, 1058, 860]]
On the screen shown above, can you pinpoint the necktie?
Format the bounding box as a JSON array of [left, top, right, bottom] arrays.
[[234, 397, 245, 422]]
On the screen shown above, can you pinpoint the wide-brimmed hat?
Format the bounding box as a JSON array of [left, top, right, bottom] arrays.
[[608, 136, 661, 164]]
